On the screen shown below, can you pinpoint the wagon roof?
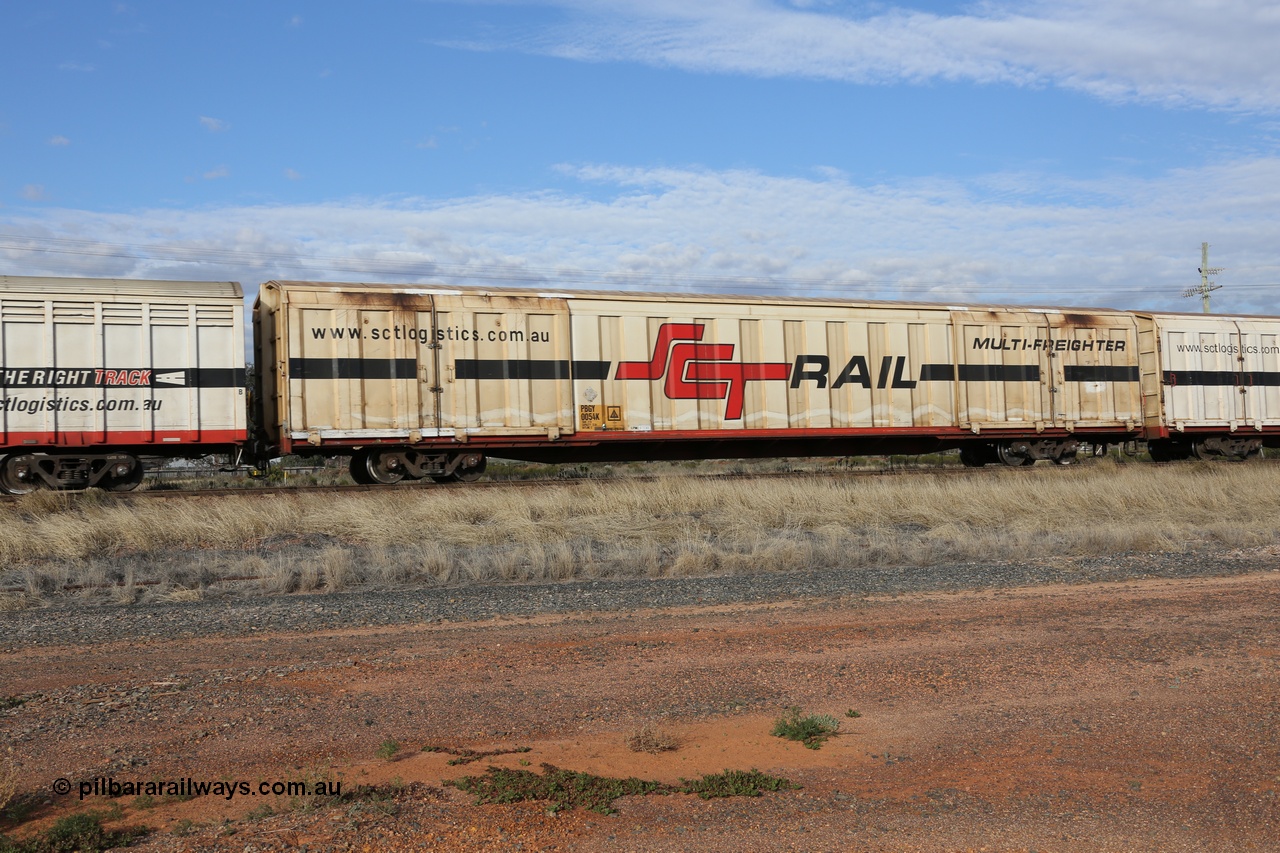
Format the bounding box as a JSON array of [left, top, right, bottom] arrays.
[[264, 279, 1133, 315], [1, 275, 242, 300]]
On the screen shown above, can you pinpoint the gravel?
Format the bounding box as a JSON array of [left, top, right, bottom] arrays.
[[5, 548, 1273, 649]]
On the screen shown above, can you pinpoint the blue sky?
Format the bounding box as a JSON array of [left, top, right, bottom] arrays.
[[2, 0, 1279, 314]]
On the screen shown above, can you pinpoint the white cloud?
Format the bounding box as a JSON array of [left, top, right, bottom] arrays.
[[57, 62, 96, 73], [48, 136, 70, 146], [203, 165, 230, 180], [20, 185, 46, 202], [284, 168, 303, 180], [199, 116, 230, 133], [463, 0, 1280, 112], [2, 158, 1278, 315]]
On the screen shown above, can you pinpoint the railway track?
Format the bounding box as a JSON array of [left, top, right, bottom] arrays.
[[0, 462, 997, 503], [5, 453, 1273, 504]]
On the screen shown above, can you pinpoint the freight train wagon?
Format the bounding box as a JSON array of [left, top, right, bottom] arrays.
[[0, 276, 247, 494], [1137, 311, 1280, 460], [7, 277, 1277, 495], [254, 281, 1159, 482]]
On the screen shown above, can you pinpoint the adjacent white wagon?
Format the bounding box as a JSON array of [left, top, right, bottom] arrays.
[[0, 276, 247, 493]]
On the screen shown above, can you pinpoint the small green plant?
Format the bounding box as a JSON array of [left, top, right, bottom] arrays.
[[171, 818, 196, 837], [375, 739, 400, 760], [0, 810, 149, 852], [243, 803, 275, 821], [446, 764, 798, 815], [771, 707, 841, 750], [677, 769, 800, 799], [845, 709, 862, 719], [420, 744, 532, 766]]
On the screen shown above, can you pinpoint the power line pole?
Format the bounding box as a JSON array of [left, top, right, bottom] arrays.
[[1182, 242, 1224, 313]]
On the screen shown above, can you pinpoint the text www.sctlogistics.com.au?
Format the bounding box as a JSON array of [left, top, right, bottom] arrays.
[[56, 776, 342, 801]]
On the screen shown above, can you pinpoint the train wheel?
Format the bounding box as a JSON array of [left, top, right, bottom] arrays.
[[359, 450, 406, 485], [1052, 451, 1078, 466], [453, 454, 486, 483], [348, 453, 372, 485], [102, 457, 144, 492], [995, 444, 1030, 468], [0, 455, 40, 495]]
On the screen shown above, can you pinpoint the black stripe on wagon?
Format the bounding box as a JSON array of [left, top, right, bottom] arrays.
[[957, 364, 1040, 382], [289, 358, 417, 380], [0, 367, 245, 388], [918, 363, 1043, 382], [453, 359, 612, 380], [917, 364, 955, 381], [1063, 365, 1140, 383], [1164, 370, 1280, 387]]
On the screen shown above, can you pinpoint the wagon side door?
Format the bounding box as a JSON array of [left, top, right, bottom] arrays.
[[1045, 312, 1142, 430], [950, 309, 1053, 431], [283, 288, 430, 441], [1235, 318, 1280, 429], [434, 293, 574, 436], [1157, 315, 1237, 428]]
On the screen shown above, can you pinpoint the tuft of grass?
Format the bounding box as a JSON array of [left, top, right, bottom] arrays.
[[771, 707, 841, 750], [445, 763, 798, 815], [0, 810, 148, 853], [170, 818, 197, 837], [0, 754, 17, 818], [375, 739, 400, 760], [625, 723, 681, 754]]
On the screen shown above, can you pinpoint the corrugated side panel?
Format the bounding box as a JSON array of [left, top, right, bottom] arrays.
[[280, 287, 430, 440], [272, 283, 573, 443], [436, 293, 573, 434], [951, 310, 1052, 429], [569, 298, 957, 433], [1235, 319, 1280, 427], [1045, 312, 1142, 428], [1, 281, 246, 448], [1154, 315, 1243, 428], [1149, 313, 1280, 431], [948, 309, 1144, 431]]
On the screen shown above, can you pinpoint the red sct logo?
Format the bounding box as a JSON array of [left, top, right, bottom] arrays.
[[614, 323, 790, 419]]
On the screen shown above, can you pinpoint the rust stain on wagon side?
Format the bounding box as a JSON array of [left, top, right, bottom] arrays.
[[1061, 312, 1111, 328]]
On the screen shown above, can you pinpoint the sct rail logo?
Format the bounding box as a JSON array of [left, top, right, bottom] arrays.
[[615, 323, 790, 419]]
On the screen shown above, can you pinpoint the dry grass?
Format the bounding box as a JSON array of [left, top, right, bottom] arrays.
[[626, 723, 681, 754], [3, 458, 1280, 604], [0, 749, 18, 814]]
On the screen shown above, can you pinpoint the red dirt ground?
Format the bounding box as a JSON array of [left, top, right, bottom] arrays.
[[3, 571, 1278, 851]]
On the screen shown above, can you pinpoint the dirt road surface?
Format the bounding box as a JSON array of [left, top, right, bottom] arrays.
[[3, 570, 1278, 852]]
